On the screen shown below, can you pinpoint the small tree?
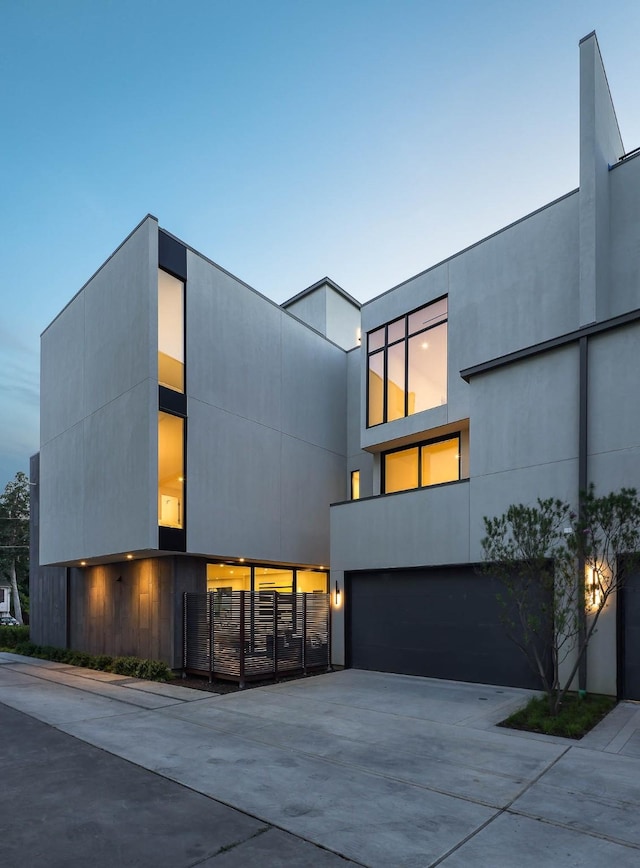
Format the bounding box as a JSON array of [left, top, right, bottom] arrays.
[[0, 471, 30, 625], [560, 486, 640, 699], [482, 487, 640, 715], [482, 498, 577, 714]]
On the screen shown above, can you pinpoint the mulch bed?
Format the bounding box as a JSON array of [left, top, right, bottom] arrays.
[[175, 667, 331, 695]]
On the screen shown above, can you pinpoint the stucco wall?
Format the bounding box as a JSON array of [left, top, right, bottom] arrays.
[[185, 251, 348, 567], [39, 216, 158, 565], [360, 192, 580, 452]]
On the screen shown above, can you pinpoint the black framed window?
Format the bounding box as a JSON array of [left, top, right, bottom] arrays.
[[367, 297, 447, 427], [350, 470, 360, 500], [382, 433, 460, 494], [158, 268, 185, 393]]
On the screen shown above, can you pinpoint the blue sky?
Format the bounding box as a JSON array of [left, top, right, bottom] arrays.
[[2, 0, 640, 491]]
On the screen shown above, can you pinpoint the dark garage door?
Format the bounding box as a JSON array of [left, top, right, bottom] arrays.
[[621, 569, 640, 700], [347, 566, 550, 690]]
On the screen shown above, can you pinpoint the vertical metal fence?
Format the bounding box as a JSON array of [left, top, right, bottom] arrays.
[[183, 591, 330, 686]]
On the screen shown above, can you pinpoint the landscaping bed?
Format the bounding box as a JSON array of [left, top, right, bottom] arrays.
[[500, 692, 616, 739]]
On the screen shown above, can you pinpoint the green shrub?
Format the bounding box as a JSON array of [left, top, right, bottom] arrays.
[[14, 640, 37, 656], [111, 655, 140, 676], [0, 625, 30, 649], [133, 658, 172, 682], [93, 654, 113, 671], [67, 651, 93, 667], [5, 640, 171, 683]]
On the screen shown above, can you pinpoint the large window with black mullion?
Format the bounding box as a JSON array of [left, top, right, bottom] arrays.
[[382, 433, 460, 494], [367, 296, 447, 427]]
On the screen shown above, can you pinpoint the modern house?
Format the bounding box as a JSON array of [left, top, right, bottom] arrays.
[[31, 33, 640, 698]]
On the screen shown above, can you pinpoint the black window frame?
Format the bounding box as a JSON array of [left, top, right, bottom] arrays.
[[381, 431, 460, 495], [350, 469, 360, 500], [367, 295, 448, 427]]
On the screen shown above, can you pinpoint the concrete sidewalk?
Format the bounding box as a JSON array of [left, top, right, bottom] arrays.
[[1, 653, 640, 867]]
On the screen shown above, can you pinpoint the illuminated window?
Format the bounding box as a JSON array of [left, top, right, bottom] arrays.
[[367, 297, 447, 426], [296, 571, 328, 593], [158, 412, 184, 528], [158, 269, 184, 392], [383, 434, 459, 494], [207, 563, 251, 592], [351, 470, 360, 500], [256, 567, 293, 592]]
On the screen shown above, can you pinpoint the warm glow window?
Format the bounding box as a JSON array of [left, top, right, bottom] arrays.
[[158, 412, 184, 528], [351, 470, 360, 500], [383, 434, 460, 494], [206, 564, 328, 594], [367, 297, 447, 426], [158, 268, 185, 392]]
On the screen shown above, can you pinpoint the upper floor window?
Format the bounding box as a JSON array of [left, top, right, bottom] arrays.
[[158, 268, 185, 393], [367, 297, 447, 427], [158, 411, 184, 529], [383, 434, 460, 494]]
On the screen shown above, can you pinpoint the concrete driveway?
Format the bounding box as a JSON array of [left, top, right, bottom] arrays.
[[1, 653, 640, 866]]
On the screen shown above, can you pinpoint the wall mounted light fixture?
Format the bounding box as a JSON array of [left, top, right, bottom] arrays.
[[335, 580, 341, 607], [586, 567, 601, 609]]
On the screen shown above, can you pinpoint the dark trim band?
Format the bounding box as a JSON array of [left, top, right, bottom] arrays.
[[460, 307, 640, 382]]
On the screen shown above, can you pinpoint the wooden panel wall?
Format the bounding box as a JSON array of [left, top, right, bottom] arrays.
[[29, 453, 69, 647], [69, 557, 178, 664]]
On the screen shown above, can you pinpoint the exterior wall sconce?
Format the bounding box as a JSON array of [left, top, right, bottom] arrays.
[[586, 567, 602, 610], [334, 580, 341, 607]]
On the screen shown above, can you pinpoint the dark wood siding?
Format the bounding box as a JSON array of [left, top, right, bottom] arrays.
[[29, 453, 68, 646], [69, 558, 175, 664]]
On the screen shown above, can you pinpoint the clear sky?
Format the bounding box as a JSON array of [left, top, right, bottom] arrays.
[[2, 0, 640, 491]]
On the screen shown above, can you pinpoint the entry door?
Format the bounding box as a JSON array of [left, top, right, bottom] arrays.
[[621, 570, 640, 700]]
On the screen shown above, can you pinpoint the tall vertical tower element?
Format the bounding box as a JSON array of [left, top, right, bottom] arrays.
[[579, 32, 624, 327]]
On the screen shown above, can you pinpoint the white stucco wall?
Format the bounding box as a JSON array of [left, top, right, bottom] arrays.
[[40, 216, 158, 564]]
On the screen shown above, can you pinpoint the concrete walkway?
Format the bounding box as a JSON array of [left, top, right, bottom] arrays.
[[1, 653, 640, 867]]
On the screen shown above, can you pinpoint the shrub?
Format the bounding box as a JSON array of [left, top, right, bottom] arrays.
[[133, 658, 172, 681], [14, 640, 37, 656], [67, 651, 93, 667], [93, 654, 114, 671], [111, 655, 140, 676], [0, 625, 30, 649], [4, 641, 172, 683]]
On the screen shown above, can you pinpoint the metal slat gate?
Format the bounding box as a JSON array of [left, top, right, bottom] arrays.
[[183, 591, 330, 686]]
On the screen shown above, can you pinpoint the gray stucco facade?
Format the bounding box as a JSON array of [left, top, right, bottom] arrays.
[[31, 33, 640, 694], [331, 33, 640, 695]]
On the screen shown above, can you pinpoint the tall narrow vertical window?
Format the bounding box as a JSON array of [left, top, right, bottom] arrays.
[[351, 470, 360, 500], [158, 412, 184, 528], [158, 269, 184, 393], [367, 297, 447, 426], [368, 344, 384, 427]]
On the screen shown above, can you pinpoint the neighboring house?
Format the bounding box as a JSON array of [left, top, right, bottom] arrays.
[[0, 584, 11, 615], [30, 33, 640, 698]]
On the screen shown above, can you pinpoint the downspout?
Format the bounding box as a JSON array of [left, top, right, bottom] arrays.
[[578, 336, 588, 691]]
